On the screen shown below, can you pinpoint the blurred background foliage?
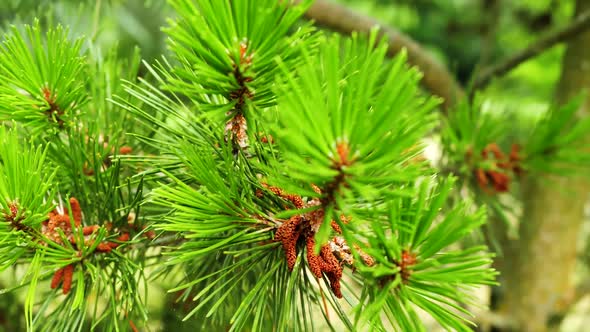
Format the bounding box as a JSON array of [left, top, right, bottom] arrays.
[[0, 0, 170, 63], [336, 0, 573, 114]]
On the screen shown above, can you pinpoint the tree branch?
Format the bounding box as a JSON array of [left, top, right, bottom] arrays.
[[473, 8, 590, 90], [297, 0, 465, 109]]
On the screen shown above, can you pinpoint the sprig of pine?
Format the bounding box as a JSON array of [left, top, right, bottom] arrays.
[[0, 126, 57, 272], [0, 20, 151, 331], [128, 6, 496, 328], [346, 178, 497, 331], [0, 21, 88, 135], [164, 0, 316, 108], [268, 31, 439, 249]]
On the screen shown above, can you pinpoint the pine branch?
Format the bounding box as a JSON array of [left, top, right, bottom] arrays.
[[295, 0, 465, 109], [473, 9, 590, 90], [0, 1, 501, 330], [348, 178, 496, 331], [127, 2, 498, 325], [163, 0, 318, 152]]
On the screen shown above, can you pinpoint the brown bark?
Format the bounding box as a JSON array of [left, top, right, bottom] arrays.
[[500, 1, 590, 331]]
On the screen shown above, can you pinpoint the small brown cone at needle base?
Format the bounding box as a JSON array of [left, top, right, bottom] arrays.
[[471, 143, 523, 194], [51, 264, 75, 295], [62, 264, 74, 294], [69, 197, 82, 227], [119, 146, 133, 155], [306, 236, 323, 278], [51, 267, 65, 290], [320, 244, 343, 298]]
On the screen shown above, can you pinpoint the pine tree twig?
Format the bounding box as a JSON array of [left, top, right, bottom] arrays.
[[473, 9, 590, 90], [295, 0, 464, 109]]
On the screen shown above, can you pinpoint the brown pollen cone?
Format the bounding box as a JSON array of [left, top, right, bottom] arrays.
[[62, 264, 74, 294], [275, 215, 303, 271], [399, 250, 417, 282], [270, 185, 347, 298], [320, 244, 343, 298], [51, 267, 65, 290], [51, 264, 75, 295], [306, 236, 323, 278], [487, 170, 510, 192], [119, 146, 133, 155]]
